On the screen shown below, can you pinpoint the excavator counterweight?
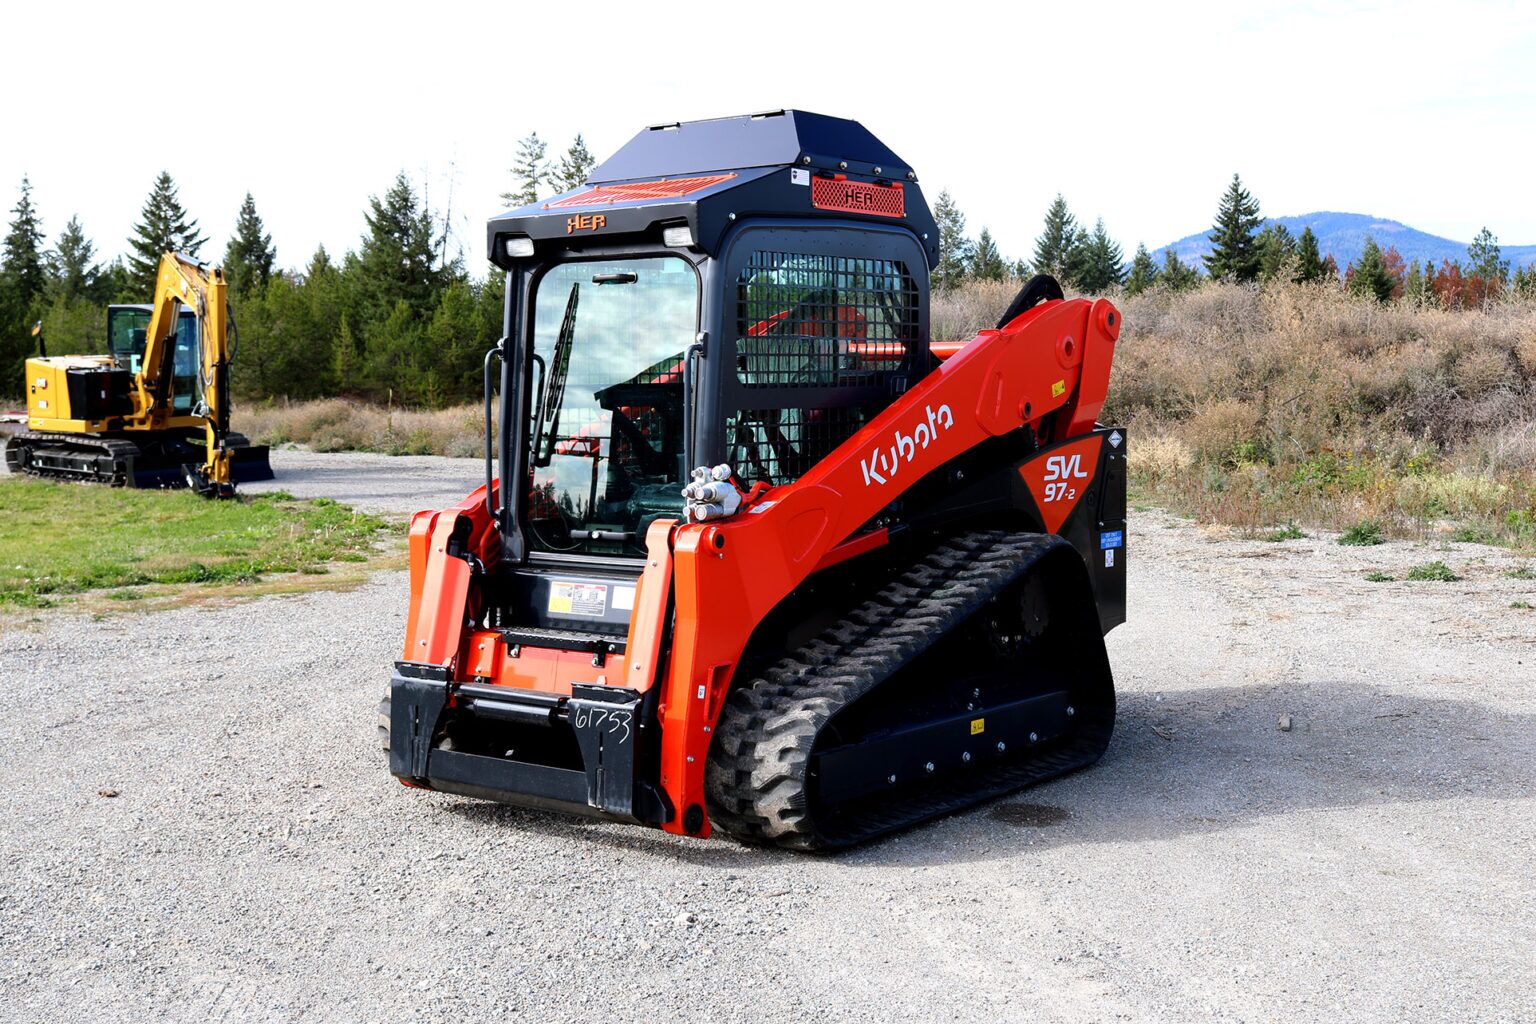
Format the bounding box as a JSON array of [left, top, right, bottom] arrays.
[[385, 111, 1125, 848]]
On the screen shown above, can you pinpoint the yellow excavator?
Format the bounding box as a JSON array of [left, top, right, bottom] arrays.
[[5, 252, 271, 496]]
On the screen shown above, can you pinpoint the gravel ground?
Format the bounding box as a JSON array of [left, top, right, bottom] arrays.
[[2, 452, 1533, 1023]]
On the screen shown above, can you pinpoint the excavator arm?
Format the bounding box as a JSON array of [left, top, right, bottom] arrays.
[[138, 252, 235, 496]]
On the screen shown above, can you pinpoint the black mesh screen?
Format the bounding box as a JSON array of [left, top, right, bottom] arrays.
[[728, 250, 918, 487], [736, 252, 918, 387], [725, 405, 873, 488]]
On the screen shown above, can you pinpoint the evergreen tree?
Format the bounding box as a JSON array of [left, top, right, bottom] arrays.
[[932, 189, 974, 290], [1466, 226, 1509, 288], [553, 134, 597, 193], [223, 192, 277, 296], [969, 227, 1006, 281], [502, 133, 549, 206], [333, 314, 361, 393], [47, 215, 102, 304], [1294, 225, 1325, 283], [1347, 237, 1395, 304], [1513, 264, 1536, 299], [1160, 247, 1200, 291], [1257, 223, 1296, 282], [1072, 219, 1125, 292], [1403, 259, 1430, 307], [126, 172, 205, 294], [1204, 173, 1263, 282], [1124, 243, 1159, 296], [1032, 194, 1078, 279], [355, 172, 444, 331], [1012, 258, 1032, 280], [2, 175, 47, 310]]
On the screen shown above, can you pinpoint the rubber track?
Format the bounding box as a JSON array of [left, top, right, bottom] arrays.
[[704, 530, 1113, 850], [5, 431, 138, 485]]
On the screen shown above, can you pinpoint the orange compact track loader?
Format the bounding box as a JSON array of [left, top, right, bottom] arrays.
[[385, 111, 1126, 849]]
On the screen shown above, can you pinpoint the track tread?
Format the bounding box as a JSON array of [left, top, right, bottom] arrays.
[[704, 530, 1112, 850]]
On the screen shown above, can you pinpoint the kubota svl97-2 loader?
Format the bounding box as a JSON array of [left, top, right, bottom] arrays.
[[386, 111, 1125, 849]]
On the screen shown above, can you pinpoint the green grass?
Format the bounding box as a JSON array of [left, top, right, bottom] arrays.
[[1405, 560, 1459, 582], [1512, 600, 1533, 610], [1339, 521, 1386, 547], [1364, 570, 1394, 582], [0, 478, 388, 609], [1260, 523, 1306, 542], [1507, 566, 1535, 580]]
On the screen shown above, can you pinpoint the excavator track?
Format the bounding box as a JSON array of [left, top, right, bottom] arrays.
[[4, 431, 139, 485], [705, 530, 1115, 850], [4, 430, 271, 488]]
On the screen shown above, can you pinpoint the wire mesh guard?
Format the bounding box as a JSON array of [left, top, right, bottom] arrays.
[[735, 251, 917, 387], [729, 251, 918, 486]]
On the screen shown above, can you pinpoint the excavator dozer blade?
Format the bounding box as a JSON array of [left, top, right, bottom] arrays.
[[229, 442, 274, 483], [706, 530, 1114, 850]]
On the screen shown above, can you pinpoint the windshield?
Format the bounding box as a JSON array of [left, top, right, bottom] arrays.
[[107, 308, 199, 412], [526, 256, 697, 558]]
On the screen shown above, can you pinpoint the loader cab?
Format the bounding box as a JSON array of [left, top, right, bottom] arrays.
[[107, 304, 201, 413], [489, 110, 940, 571]]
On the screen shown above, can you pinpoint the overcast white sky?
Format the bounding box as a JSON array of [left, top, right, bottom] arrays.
[[3, 0, 1533, 273]]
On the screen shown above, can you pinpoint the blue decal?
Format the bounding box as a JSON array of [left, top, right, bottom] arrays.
[[1099, 530, 1124, 550]]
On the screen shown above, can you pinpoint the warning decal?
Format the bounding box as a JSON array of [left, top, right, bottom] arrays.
[[548, 581, 608, 617]]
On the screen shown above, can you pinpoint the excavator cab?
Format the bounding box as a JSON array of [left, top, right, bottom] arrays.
[[388, 111, 1126, 848], [107, 305, 200, 412]]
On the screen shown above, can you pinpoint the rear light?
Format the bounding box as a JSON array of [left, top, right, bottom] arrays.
[[662, 224, 695, 248], [503, 235, 535, 258]]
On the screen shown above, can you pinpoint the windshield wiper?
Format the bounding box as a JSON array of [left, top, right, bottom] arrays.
[[533, 282, 579, 468]]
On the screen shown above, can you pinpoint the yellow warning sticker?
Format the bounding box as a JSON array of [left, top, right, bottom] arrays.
[[1051, 379, 1066, 398], [970, 718, 985, 735]]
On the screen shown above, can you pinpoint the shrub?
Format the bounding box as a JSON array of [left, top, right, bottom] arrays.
[[1339, 522, 1386, 546], [1405, 560, 1459, 582]]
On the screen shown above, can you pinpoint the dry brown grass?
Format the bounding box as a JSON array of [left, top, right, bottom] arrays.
[[937, 276, 1536, 547], [235, 398, 488, 459]]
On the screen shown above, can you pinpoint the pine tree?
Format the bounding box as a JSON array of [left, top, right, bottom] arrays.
[[502, 133, 549, 206], [1012, 258, 1032, 280], [1294, 226, 1325, 283], [2, 175, 47, 310], [1160, 247, 1200, 291], [223, 192, 277, 296], [355, 172, 444, 329], [1124, 243, 1158, 296], [1347, 237, 1395, 303], [969, 227, 1006, 281], [46, 215, 102, 304], [553, 134, 596, 193], [1032, 195, 1078, 279], [932, 189, 974, 290], [1466, 226, 1508, 305], [1204, 174, 1263, 282], [1073, 219, 1125, 292], [1403, 259, 1429, 306], [1512, 264, 1535, 299], [1257, 223, 1296, 282], [126, 172, 205, 294], [333, 313, 360, 393]]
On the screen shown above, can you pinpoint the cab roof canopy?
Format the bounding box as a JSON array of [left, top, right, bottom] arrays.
[[487, 110, 939, 270]]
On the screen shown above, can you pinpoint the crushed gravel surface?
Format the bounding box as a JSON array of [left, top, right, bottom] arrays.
[[1, 452, 1533, 1023]]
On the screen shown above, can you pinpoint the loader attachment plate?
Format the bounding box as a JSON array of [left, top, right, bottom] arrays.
[[388, 668, 669, 825]]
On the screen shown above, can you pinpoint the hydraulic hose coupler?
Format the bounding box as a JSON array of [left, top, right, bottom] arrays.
[[682, 464, 742, 522]]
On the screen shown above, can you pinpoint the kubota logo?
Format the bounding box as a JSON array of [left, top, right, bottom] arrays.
[[860, 403, 954, 487]]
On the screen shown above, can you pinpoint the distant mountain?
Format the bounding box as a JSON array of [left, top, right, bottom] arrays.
[[1150, 212, 1536, 273]]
